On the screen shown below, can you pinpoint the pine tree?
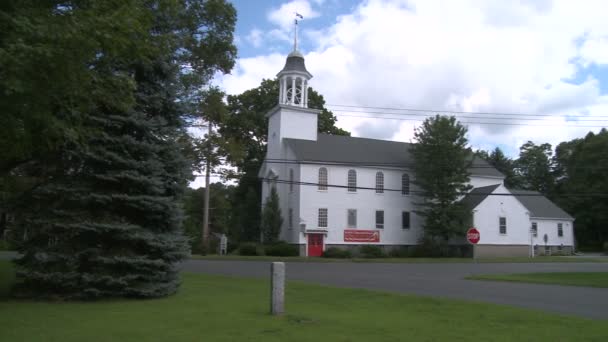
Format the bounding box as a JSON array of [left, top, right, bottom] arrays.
[[260, 187, 283, 244], [411, 115, 472, 243], [477, 147, 521, 188], [8, 0, 237, 299], [13, 59, 193, 298]]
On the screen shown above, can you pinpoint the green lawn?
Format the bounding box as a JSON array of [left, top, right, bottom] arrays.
[[468, 272, 608, 288], [194, 254, 608, 263], [0, 260, 606, 341]]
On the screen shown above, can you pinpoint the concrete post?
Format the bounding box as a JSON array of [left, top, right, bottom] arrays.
[[270, 262, 285, 315]]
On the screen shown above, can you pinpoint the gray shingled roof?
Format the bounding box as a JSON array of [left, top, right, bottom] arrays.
[[511, 189, 574, 220], [460, 184, 501, 210], [285, 133, 504, 178], [278, 51, 310, 75]]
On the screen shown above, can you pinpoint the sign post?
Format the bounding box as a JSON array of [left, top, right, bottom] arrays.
[[467, 227, 480, 263], [270, 262, 285, 315]]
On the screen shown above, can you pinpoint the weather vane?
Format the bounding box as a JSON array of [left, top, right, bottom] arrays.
[[294, 12, 303, 51]]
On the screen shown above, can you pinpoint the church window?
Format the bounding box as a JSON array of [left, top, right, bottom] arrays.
[[375, 172, 384, 193], [347, 170, 357, 192], [318, 167, 328, 190]]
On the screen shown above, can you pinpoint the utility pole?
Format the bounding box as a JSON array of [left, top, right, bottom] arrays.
[[202, 122, 211, 253]]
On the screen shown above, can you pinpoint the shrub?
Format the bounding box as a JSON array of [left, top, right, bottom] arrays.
[[238, 242, 260, 256], [410, 238, 448, 257], [388, 246, 410, 258], [603, 241, 608, 255], [227, 241, 239, 254], [0, 239, 13, 251], [264, 241, 299, 256], [359, 245, 384, 258], [322, 247, 352, 258]]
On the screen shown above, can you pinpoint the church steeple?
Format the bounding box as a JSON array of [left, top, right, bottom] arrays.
[[277, 13, 311, 108]]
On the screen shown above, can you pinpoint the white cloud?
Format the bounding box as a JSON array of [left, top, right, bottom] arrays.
[[267, 0, 321, 30], [580, 35, 608, 66], [218, 0, 608, 157], [219, 53, 285, 94], [267, 28, 291, 43], [246, 28, 264, 48], [356, 119, 403, 140]]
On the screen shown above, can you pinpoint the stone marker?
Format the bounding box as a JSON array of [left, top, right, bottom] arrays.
[[270, 262, 285, 315]]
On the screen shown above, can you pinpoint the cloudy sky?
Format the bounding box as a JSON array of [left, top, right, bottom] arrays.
[[213, 0, 608, 159]]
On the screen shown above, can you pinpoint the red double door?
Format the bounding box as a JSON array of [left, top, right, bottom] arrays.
[[307, 234, 324, 257]]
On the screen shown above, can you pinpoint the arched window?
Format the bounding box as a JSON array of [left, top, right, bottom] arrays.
[[318, 167, 328, 190], [289, 168, 294, 192], [375, 172, 384, 193], [401, 173, 410, 195], [267, 171, 277, 190], [347, 169, 357, 192]]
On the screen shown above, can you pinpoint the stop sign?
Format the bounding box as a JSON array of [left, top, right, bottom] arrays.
[[467, 228, 480, 244]]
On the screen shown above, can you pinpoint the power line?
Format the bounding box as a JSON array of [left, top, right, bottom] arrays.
[[331, 109, 607, 122], [332, 113, 607, 128], [260, 177, 608, 198], [326, 103, 608, 119], [263, 158, 608, 170], [264, 158, 495, 169], [182, 116, 606, 128]]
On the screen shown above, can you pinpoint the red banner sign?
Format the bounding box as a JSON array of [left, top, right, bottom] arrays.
[[344, 229, 380, 242]]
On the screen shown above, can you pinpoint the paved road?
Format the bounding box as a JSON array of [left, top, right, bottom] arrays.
[[182, 260, 608, 319]]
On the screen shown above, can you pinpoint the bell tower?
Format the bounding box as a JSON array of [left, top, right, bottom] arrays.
[[277, 15, 312, 108], [259, 14, 321, 249], [264, 13, 320, 163]]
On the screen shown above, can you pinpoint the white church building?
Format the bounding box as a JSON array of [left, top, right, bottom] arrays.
[[258, 45, 574, 258]]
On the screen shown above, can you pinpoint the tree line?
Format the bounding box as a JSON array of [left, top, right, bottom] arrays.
[[475, 130, 608, 248]]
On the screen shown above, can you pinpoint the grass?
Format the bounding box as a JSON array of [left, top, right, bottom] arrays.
[[0, 260, 606, 341], [0, 259, 14, 298], [193, 254, 608, 263], [468, 272, 608, 288]]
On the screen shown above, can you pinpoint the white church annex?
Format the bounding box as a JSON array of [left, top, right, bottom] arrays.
[[258, 37, 574, 258]]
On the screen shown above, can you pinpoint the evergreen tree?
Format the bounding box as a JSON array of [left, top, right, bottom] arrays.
[[7, 0, 237, 299], [477, 147, 521, 188], [514, 141, 554, 194], [260, 187, 283, 244], [553, 130, 608, 247], [411, 115, 472, 243]]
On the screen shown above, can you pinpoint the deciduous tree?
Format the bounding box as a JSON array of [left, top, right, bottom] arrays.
[[515, 141, 554, 194], [411, 115, 472, 243], [4, 0, 237, 299], [552, 130, 608, 247]]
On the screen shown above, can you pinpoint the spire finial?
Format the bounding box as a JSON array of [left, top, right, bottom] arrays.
[[294, 12, 303, 51]]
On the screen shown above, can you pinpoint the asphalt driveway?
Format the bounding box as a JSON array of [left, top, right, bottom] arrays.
[[182, 260, 608, 319]]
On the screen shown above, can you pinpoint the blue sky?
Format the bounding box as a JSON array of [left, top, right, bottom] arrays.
[[217, 0, 608, 158], [231, 0, 357, 58], [566, 62, 608, 94]]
